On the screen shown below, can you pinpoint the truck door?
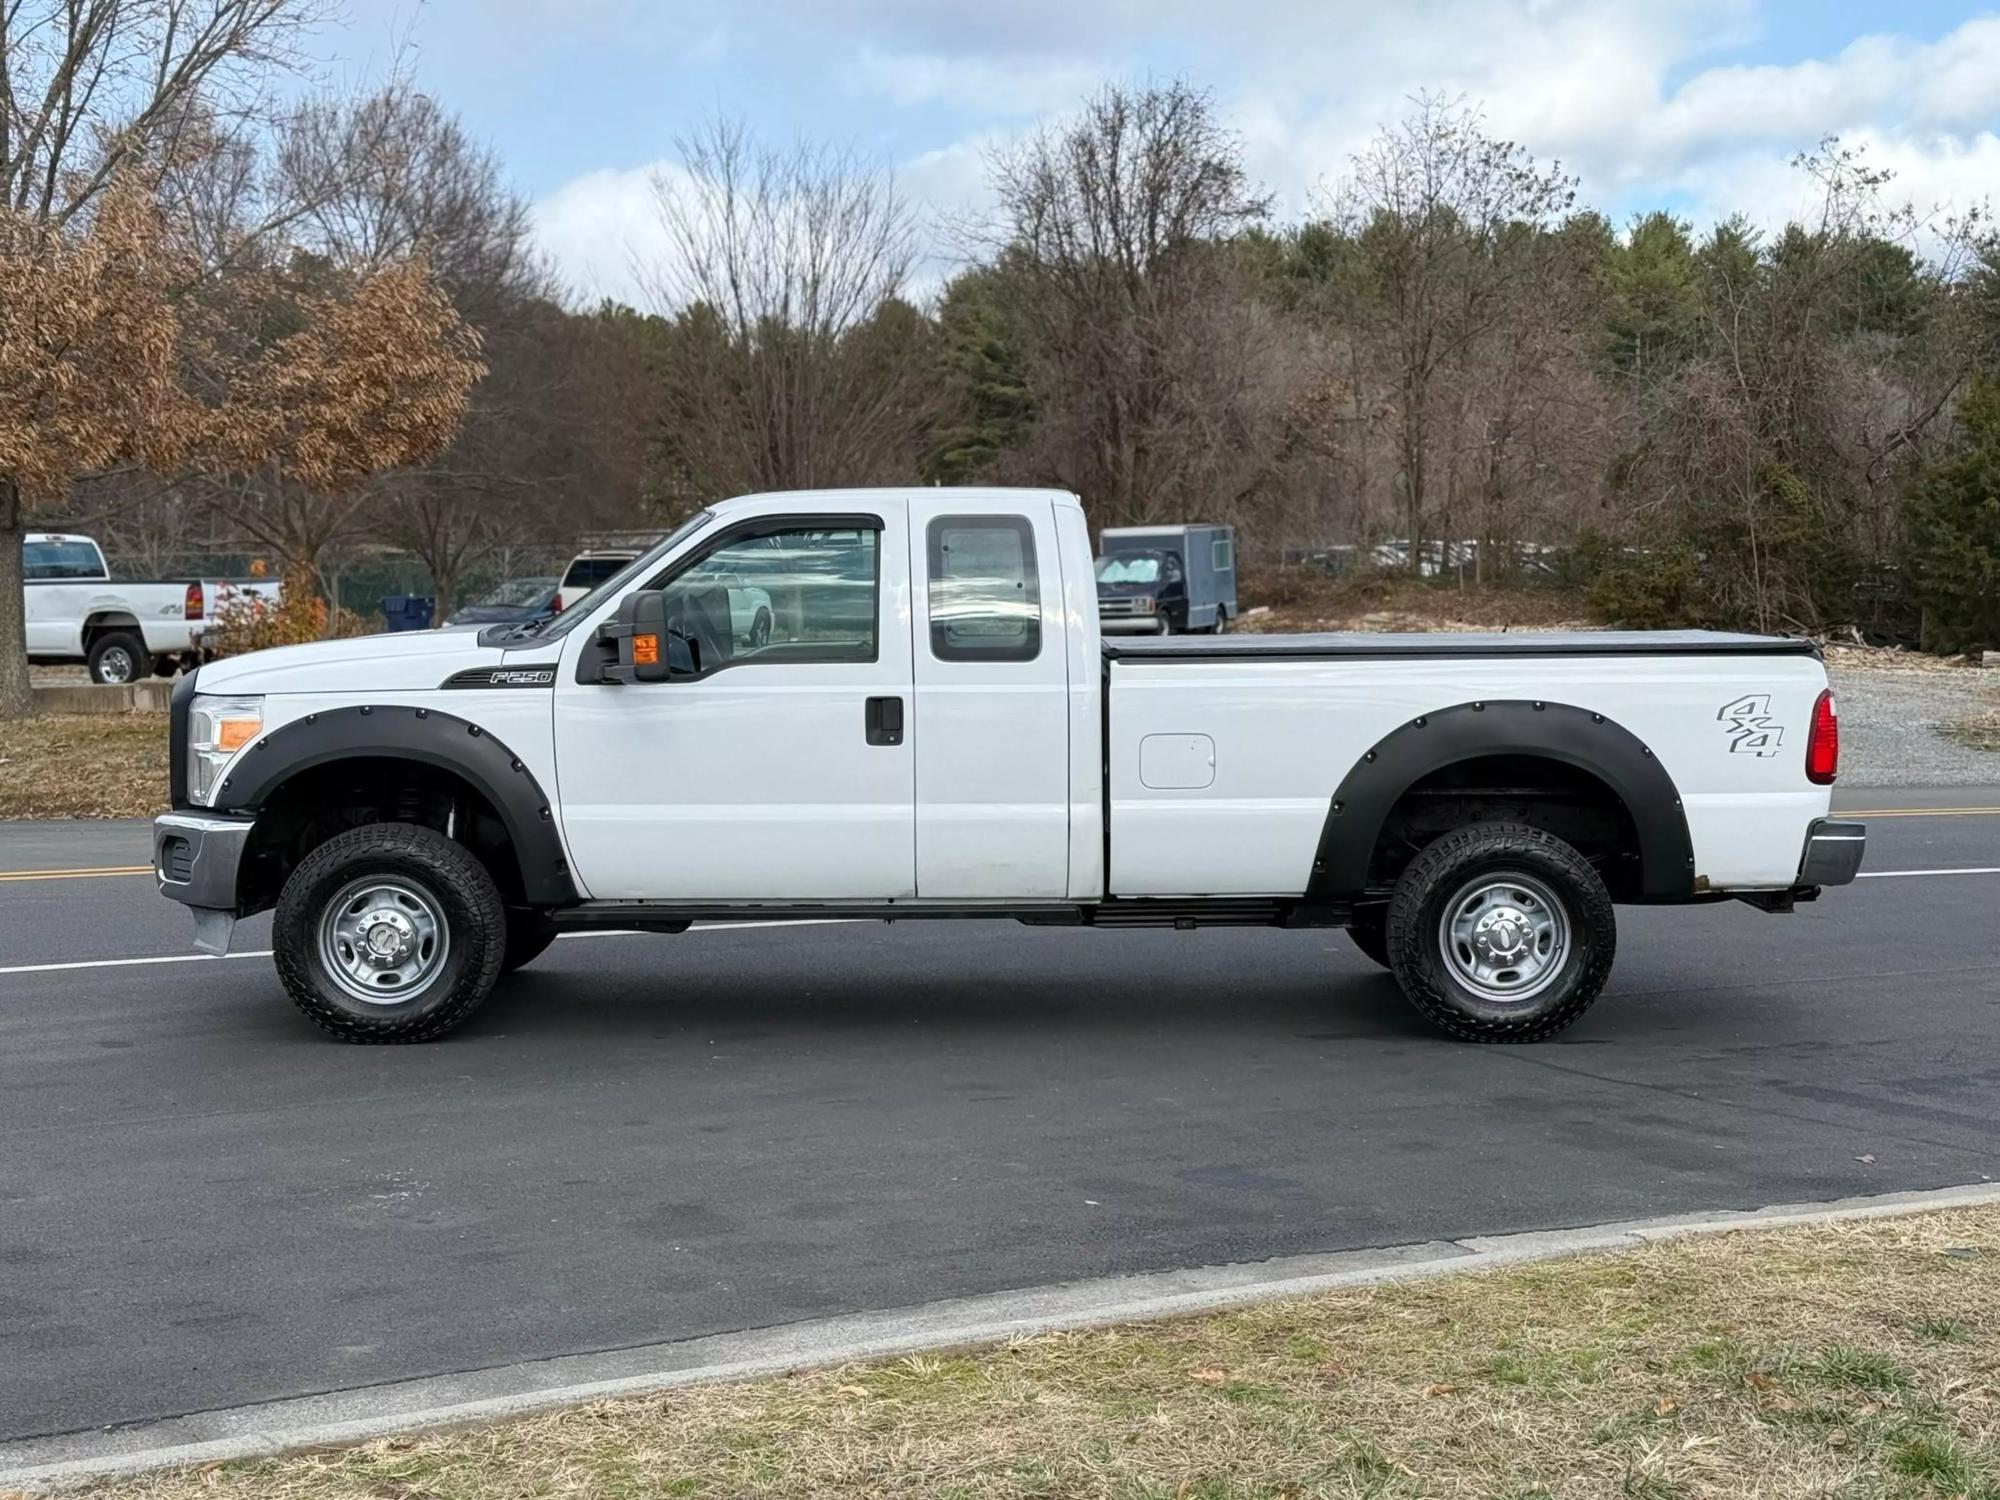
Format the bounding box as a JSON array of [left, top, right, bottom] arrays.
[[908, 496, 1071, 898], [552, 503, 916, 901]]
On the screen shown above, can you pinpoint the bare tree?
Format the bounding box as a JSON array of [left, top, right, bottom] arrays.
[[0, 0, 325, 228], [1331, 95, 1578, 566], [201, 84, 558, 607], [638, 118, 935, 498], [983, 81, 1278, 529]]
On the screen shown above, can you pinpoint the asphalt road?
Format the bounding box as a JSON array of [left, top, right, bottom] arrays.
[[2, 789, 1997, 1445]]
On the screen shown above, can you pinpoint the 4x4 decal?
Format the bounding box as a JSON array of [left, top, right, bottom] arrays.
[[1718, 694, 1784, 756]]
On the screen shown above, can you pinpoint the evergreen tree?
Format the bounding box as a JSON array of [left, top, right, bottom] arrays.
[[1902, 373, 2000, 653]]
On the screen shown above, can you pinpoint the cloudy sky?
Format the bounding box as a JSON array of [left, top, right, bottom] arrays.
[[335, 0, 2000, 307]]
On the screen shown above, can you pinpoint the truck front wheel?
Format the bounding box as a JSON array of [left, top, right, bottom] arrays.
[[1384, 823, 1615, 1043], [272, 822, 507, 1043]]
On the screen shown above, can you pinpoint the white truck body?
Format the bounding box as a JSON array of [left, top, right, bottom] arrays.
[[152, 488, 1863, 1044], [22, 533, 281, 682]]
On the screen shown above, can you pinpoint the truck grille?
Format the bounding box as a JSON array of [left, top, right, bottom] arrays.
[[1098, 598, 1139, 617], [161, 836, 193, 883]]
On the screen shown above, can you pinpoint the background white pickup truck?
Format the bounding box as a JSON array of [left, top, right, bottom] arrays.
[[22, 533, 281, 683], [151, 488, 1864, 1045]]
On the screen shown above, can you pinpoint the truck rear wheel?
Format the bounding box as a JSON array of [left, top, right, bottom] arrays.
[[87, 631, 146, 685], [272, 822, 507, 1043], [1384, 823, 1615, 1043]]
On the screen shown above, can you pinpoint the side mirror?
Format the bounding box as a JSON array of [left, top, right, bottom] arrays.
[[595, 591, 670, 684]]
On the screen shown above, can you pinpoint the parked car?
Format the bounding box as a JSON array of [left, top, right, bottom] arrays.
[[151, 487, 1862, 1046], [21, 532, 281, 683], [1096, 523, 1236, 634], [440, 576, 558, 631], [711, 571, 776, 646], [555, 548, 642, 612]]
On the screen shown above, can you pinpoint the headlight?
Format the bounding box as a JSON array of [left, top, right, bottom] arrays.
[[1140, 596, 1156, 613], [188, 695, 263, 806]]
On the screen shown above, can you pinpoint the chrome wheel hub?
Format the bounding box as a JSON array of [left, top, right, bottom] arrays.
[[318, 878, 448, 1005], [1440, 873, 1568, 1003]]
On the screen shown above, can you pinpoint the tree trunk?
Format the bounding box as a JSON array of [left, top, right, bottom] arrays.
[[0, 479, 36, 719]]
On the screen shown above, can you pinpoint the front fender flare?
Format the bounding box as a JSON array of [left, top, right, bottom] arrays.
[[212, 703, 578, 907], [1306, 700, 1696, 902]]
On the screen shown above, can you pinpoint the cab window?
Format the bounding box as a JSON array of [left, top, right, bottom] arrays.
[[655, 524, 879, 676], [929, 515, 1040, 663]]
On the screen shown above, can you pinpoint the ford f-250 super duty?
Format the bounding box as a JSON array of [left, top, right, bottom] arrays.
[[152, 488, 1865, 1044]]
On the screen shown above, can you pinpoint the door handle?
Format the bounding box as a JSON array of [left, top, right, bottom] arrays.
[[865, 695, 904, 747]]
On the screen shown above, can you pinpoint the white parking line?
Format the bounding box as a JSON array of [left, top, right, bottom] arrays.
[[0, 919, 856, 977], [1856, 867, 2000, 879]]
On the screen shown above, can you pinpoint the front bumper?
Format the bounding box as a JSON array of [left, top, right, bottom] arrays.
[[1100, 615, 1169, 635], [1798, 818, 1866, 887], [154, 811, 254, 954]]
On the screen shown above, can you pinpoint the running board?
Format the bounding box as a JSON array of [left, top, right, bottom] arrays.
[[545, 899, 1349, 932], [547, 901, 1084, 929]]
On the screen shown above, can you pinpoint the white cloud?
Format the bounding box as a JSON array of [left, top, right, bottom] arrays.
[[530, 163, 675, 310], [849, 47, 1106, 116], [531, 2, 2000, 299]]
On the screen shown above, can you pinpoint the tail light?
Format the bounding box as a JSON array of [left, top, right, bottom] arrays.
[[183, 582, 203, 620], [551, 595, 564, 613], [1806, 689, 1839, 785]]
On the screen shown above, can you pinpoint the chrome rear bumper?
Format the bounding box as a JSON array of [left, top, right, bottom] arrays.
[[1798, 818, 1866, 887]]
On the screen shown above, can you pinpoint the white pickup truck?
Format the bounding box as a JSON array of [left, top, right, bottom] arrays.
[[152, 488, 1864, 1045], [22, 533, 280, 683]]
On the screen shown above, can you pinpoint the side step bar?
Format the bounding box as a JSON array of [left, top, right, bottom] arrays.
[[547, 899, 1351, 932]]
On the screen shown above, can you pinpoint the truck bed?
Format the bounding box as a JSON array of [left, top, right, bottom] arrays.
[[1105, 629, 1820, 661]]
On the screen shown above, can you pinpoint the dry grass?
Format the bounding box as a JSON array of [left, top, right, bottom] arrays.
[[0, 712, 167, 819], [67, 1207, 2000, 1500], [1942, 706, 2000, 753], [1239, 568, 1590, 636], [1824, 643, 1993, 678]]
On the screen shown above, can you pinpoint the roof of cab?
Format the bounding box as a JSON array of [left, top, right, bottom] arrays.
[[715, 486, 1079, 512]]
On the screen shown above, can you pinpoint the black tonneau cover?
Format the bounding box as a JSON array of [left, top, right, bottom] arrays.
[[1104, 629, 1821, 662]]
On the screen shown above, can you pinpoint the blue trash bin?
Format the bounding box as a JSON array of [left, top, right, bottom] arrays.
[[380, 595, 437, 632]]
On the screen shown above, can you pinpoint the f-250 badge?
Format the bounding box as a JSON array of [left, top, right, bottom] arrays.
[[1718, 694, 1784, 756]]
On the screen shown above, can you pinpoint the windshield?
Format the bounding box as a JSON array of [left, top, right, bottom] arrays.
[[1096, 553, 1162, 585], [23, 539, 106, 580], [514, 511, 716, 644], [474, 576, 557, 608]]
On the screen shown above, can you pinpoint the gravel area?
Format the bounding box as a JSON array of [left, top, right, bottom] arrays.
[[1830, 663, 2000, 786]]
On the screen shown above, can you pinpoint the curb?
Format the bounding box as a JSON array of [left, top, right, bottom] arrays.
[[5, 1180, 1997, 1490]]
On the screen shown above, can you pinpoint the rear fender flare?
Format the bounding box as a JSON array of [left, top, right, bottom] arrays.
[[1306, 699, 1695, 902]]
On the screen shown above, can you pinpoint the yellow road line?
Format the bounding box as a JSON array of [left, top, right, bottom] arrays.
[[0, 865, 153, 882]]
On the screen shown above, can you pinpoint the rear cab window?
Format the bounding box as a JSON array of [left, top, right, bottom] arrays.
[[927, 516, 1040, 662], [23, 539, 107, 580]]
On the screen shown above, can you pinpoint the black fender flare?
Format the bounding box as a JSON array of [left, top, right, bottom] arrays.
[[1306, 700, 1695, 902], [213, 704, 578, 906]]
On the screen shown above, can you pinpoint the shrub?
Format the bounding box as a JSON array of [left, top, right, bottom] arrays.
[[205, 564, 372, 656]]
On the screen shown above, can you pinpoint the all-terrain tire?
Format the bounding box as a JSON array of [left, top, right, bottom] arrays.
[[1345, 907, 1391, 968], [1385, 822, 1615, 1043], [273, 822, 507, 1043], [502, 915, 559, 973]]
